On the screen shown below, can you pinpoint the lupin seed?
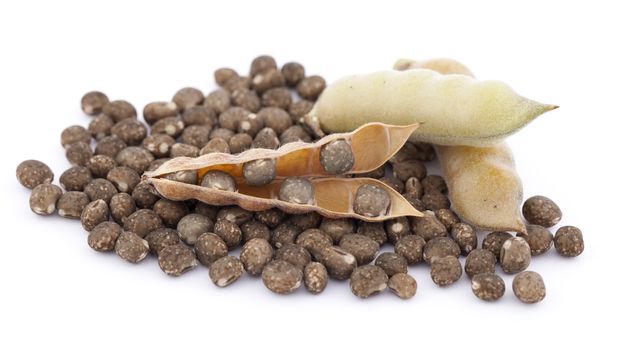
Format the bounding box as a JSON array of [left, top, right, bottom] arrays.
[[375, 252, 408, 277], [554, 226, 584, 257], [86, 155, 116, 179], [295, 228, 332, 256], [412, 210, 447, 241], [388, 273, 418, 299], [173, 87, 204, 112], [29, 184, 62, 215], [394, 234, 426, 265], [65, 141, 93, 166], [59, 166, 92, 191], [95, 135, 126, 158], [103, 100, 136, 122], [356, 222, 387, 246], [512, 271, 546, 303], [243, 159, 276, 186], [250, 55, 277, 77], [252, 69, 285, 94], [282, 62, 305, 87], [385, 217, 410, 244], [262, 87, 292, 109], [177, 213, 214, 246], [157, 244, 198, 277], [303, 262, 328, 294], [423, 237, 460, 264], [240, 238, 274, 275], [379, 176, 404, 193], [152, 117, 185, 138], [88, 221, 122, 252], [209, 256, 244, 287], [195, 233, 228, 267], [430, 256, 462, 286], [482, 231, 513, 259], [214, 218, 242, 249], [252, 127, 280, 149], [465, 249, 497, 279], [216, 206, 253, 225], [109, 192, 136, 224], [297, 75, 326, 101], [106, 166, 140, 193], [518, 224, 553, 256], [471, 273, 505, 301], [201, 170, 237, 192], [145, 228, 181, 256], [115, 146, 154, 173], [280, 125, 312, 144], [210, 128, 235, 143], [320, 139, 354, 175], [88, 115, 114, 140], [278, 177, 314, 205], [274, 244, 311, 270], [258, 107, 291, 134], [57, 191, 90, 218], [143, 101, 178, 125], [115, 231, 149, 263], [171, 143, 200, 158], [451, 222, 477, 255], [350, 265, 388, 298], [262, 260, 303, 294], [255, 208, 287, 228], [81, 91, 109, 116], [153, 198, 189, 227], [271, 222, 302, 248], [132, 182, 160, 209], [316, 246, 357, 280], [353, 184, 390, 217], [289, 212, 322, 230], [339, 233, 379, 265], [522, 195, 562, 228], [229, 133, 253, 154], [142, 134, 175, 158], [200, 138, 230, 155], [320, 218, 355, 243], [110, 118, 148, 146], [61, 125, 91, 148], [180, 125, 212, 149], [182, 105, 216, 127], [122, 209, 162, 238], [205, 90, 231, 114], [214, 68, 238, 86], [81, 199, 109, 231], [434, 208, 460, 230], [240, 220, 271, 242]]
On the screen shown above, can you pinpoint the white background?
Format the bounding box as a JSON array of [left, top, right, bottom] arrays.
[[1, 1, 620, 349]]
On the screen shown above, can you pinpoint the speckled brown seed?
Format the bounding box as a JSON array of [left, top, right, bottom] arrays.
[[240, 220, 271, 242], [201, 170, 237, 192], [339, 234, 379, 265], [86, 155, 116, 178], [88, 115, 114, 140], [512, 271, 546, 303], [88, 221, 122, 252], [123, 209, 163, 238], [16, 160, 54, 189], [210, 129, 235, 144], [145, 228, 181, 256], [219, 107, 248, 131], [237, 112, 264, 137], [199, 138, 229, 155], [81, 199, 109, 231], [61, 125, 91, 148], [240, 238, 274, 275], [142, 134, 175, 158], [303, 262, 328, 294], [103, 100, 137, 122], [282, 62, 305, 87], [110, 119, 148, 146], [384, 217, 411, 244], [423, 237, 461, 264], [394, 234, 426, 264], [29, 184, 62, 215], [320, 218, 355, 243], [434, 208, 460, 230], [356, 222, 387, 246], [316, 246, 357, 280], [275, 244, 311, 270], [242, 159, 276, 187], [252, 69, 285, 94], [157, 244, 198, 277], [430, 256, 462, 286], [375, 252, 408, 277], [465, 249, 497, 279], [131, 182, 160, 209], [290, 212, 321, 230], [451, 222, 478, 256], [106, 166, 140, 193], [388, 273, 418, 299], [214, 68, 238, 86], [257, 107, 292, 135], [170, 143, 200, 158], [143, 101, 178, 125], [65, 141, 93, 166], [319, 139, 354, 175], [214, 218, 242, 249], [205, 90, 231, 114], [404, 177, 424, 198], [262, 87, 292, 109], [297, 76, 326, 101], [229, 133, 253, 154], [412, 210, 447, 241], [109, 192, 136, 224], [262, 260, 303, 294], [288, 100, 314, 124], [280, 125, 312, 144], [350, 265, 388, 298], [177, 213, 214, 246], [271, 222, 302, 248], [57, 191, 90, 218], [295, 228, 333, 256], [115, 231, 149, 263], [182, 105, 216, 127], [95, 135, 126, 158], [421, 175, 448, 194], [353, 184, 390, 217], [173, 87, 204, 112], [153, 198, 189, 227], [194, 202, 219, 221], [216, 206, 253, 225], [393, 159, 427, 182], [379, 176, 404, 193], [255, 208, 287, 228], [279, 177, 314, 205], [518, 224, 553, 256], [522, 195, 562, 228], [81, 91, 109, 115], [59, 166, 92, 191], [471, 272, 505, 301], [224, 76, 251, 93], [482, 231, 513, 259], [195, 233, 228, 267], [115, 146, 154, 173], [252, 127, 280, 149], [152, 117, 185, 138], [250, 55, 277, 77], [209, 256, 244, 287], [554, 226, 584, 257], [232, 90, 261, 112], [422, 191, 451, 211], [180, 125, 212, 149]]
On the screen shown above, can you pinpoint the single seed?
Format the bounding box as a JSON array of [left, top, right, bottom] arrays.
[[451, 222, 477, 255], [412, 210, 447, 241], [404, 177, 423, 198], [115, 146, 155, 173], [375, 252, 408, 277], [435, 208, 460, 230], [106, 166, 140, 193], [394, 234, 426, 265], [281, 62, 305, 87], [422, 191, 451, 211], [388, 273, 418, 299], [518, 224, 553, 256], [421, 175, 448, 194], [237, 112, 264, 137], [65, 141, 93, 166], [194, 202, 219, 221], [250, 55, 277, 77], [255, 208, 287, 228], [232, 89, 261, 112], [262, 260, 303, 295], [228, 133, 253, 154], [110, 118, 148, 146], [59, 166, 92, 191], [177, 213, 214, 246], [279, 177, 314, 205], [430, 256, 462, 286], [204, 90, 231, 115], [393, 159, 427, 182], [320, 218, 355, 243], [379, 176, 404, 193], [209, 256, 244, 287], [423, 237, 461, 264], [240, 238, 274, 275], [142, 134, 175, 158], [173, 87, 204, 112], [216, 206, 253, 225], [109, 192, 136, 224], [29, 183, 62, 215], [242, 159, 276, 187], [148, 158, 169, 172], [86, 155, 116, 178], [81, 91, 109, 115], [252, 127, 280, 149], [214, 68, 238, 86], [57, 191, 90, 218], [271, 222, 302, 248], [81, 199, 109, 231], [143, 101, 178, 125], [170, 143, 200, 158], [16, 160, 54, 189], [180, 125, 212, 149], [316, 246, 357, 280], [554, 226, 584, 257], [61, 125, 91, 148], [356, 222, 387, 246], [84, 178, 118, 204], [465, 249, 497, 279], [522, 195, 562, 228], [297, 75, 326, 101], [320, 139, 354, 175], [182, 105, 216, 127], [295, 228, 332, 256], [280, 125, 312, 144], [385, 217, 411, 244], [482, 231, 513, 259], [219, 107, 248, 131], [153, 198, 189, 227], [157, 244, 198, 277], [258, 107, 292, 135], [252, 69, 285, 94], [88, 114, 114, 140], [512, 271, 546, 303], [88, 221, 122, 252], [413, 142, 436, 161], [95, 135, 126, 158], [471, 272, 505, 301], [224, 76, 252, 93], [288, 100, 314, 123], [195, 233, 228, 267], [274, 244, 311, 270], [152, 117, 185, 138], [350, 265, 388, 298], [103, 100, 137, 122], [115, 231, 149, 263], [262, 87, 292, 109], [214, 218, 242, 249], [199, 138, 230, 155], [353, 184, 390, 217], [303, 262, 328, 294], [131, 181, 160, 209], [123, 209, 162, 238], [201, 170, 237, 192], [339, 233, 379, 265], [240, 219, 271, 242], [145, 228, 181, 256]]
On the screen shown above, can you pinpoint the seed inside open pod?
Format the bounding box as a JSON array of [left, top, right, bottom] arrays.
[[201, 170, 237, 192], [243, 158, 276, 186], [320, 139, 354, 175], [353, 184, 390, 217], [278, 177, 314, 205]]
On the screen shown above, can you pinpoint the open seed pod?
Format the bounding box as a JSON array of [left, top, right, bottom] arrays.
[[144, 122, 421, 221]]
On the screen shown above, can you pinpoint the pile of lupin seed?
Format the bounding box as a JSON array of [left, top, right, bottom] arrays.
[[16, 55, 584, 302]]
